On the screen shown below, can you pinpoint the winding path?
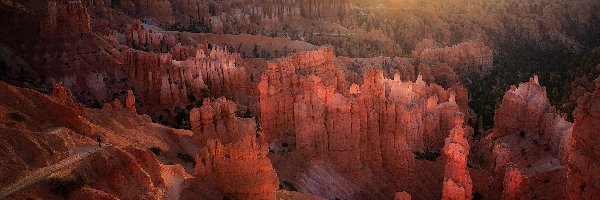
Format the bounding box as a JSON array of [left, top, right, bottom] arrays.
[[0, 145, 103, 199]]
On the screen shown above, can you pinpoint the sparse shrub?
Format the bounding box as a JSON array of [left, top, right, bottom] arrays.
[[187, 92, 196, 102], [413, 149, 441, 161], [235, 110, 254, 118], [473, 191, 483, 200], [8, 112, 27, 122], [177, 152, 196, 164], [543, 144, 551, 152], [149, 147, 161, 155], [519, 131, 526, 138], [50, 174, 88, 198], [279, 181, 297, 191]]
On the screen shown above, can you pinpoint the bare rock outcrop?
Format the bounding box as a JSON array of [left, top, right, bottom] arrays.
[[394, 191, 412, 200], [259, 48, 347, 142], [52, 82, 73, 102], [567, 77, 600, 199], [195, 137, 279, 200], [492, 76, 573, 153], [125, 90, 136, 114]]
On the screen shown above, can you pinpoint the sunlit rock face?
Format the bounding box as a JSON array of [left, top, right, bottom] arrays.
[[195, 137, 279, 200], [567, 77, 600, 200], [490, 76, 573, 200], [259, 47, 474, 199]]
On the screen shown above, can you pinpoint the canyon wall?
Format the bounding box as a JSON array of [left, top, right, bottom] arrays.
[[119, 0, 175, 26], [41, 0, 92, 37], [123, 38, 258, 125]]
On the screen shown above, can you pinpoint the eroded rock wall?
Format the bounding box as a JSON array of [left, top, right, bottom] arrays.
[[41, 0, 92, 37], [259, 48, 467, 178], [567, 77, 600, 199]]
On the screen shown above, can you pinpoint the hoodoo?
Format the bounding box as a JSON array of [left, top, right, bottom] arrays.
[[0, 0, 598, 199]]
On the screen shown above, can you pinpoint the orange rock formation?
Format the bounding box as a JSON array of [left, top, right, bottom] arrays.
[[441, 113, 472, 200], [195, 137, 279, 200], [259, 48, 470, 200]]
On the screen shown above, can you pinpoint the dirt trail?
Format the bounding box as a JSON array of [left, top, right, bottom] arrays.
[[0, 145, 103, 199]]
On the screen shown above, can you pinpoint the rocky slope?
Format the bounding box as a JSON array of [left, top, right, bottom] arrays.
[[0, 79, 326, 200]]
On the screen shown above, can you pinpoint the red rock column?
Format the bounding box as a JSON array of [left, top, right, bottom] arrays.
[[126, 90, 136, 113], [502, 166, 525, 200], [441, 113, 472, 200], [52, 82, 72, 102]]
